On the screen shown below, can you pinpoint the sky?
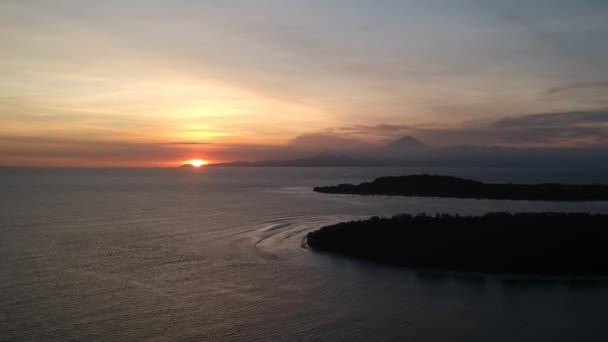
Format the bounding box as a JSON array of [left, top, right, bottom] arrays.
[[1, 0, 607, 166]]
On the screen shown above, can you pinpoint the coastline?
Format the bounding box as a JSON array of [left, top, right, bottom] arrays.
[[306, 212, 608, 276], [314, 174, 608, 201]]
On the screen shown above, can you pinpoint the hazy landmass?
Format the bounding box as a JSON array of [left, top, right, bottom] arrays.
[[313, 174, 608, 201], [306, 213, 608, 275], [208, 136, 608, 168]]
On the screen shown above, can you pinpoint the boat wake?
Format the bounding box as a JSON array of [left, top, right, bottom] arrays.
[[249, 215, 358, 260]]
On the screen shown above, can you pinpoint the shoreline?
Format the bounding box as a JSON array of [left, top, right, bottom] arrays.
[[306, 212, 608, 276], [314, 174, 608, 201]]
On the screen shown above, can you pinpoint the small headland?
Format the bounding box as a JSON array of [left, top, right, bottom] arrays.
[[306, 213, 608, 276], [313, 174, 608, 201]]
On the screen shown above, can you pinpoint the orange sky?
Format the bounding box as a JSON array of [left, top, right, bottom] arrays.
[[1, 1, 607, 166]]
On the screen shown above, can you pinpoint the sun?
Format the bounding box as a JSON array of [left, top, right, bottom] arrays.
[[187, 159, 208, 167]]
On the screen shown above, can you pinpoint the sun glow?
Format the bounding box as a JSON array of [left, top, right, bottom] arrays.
[[187, 159, 208, 167]]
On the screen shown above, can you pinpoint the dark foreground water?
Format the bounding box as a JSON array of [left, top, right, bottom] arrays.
[[1, 167, 608, 341]]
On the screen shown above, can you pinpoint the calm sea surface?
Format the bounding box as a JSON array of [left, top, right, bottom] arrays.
[[2, 167, 608, 341]]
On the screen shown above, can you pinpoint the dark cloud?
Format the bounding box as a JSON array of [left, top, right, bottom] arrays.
[[337, 124, 415, 137], [493, 110, 608, 128], [320, 110, 608, 148], [288, 132, 376, 152], [547, 82, 608, 95], [415, 126, 607, 147], [424, 110, 608, 147]]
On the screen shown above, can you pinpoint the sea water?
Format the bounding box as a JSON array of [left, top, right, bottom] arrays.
[[2, 167, 608, 341]]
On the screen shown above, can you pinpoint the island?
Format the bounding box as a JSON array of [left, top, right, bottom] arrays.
[[306, 212, 608, 275], [313, 174, 608, 201]]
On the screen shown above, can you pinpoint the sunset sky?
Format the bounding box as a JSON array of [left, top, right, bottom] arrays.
[[1, 0, 608, 166]]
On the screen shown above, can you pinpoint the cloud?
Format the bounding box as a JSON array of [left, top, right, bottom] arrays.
[[6, 0, 608, 130], [483, 110, 608, 147], [336, 124, 415, 137], [3, 108, 607, 167], [324, 110, 608, 148], [418, 127, 607, 148], [547, 82, 608, 95], [0, 135, 311, 166], [0, 136, 188, 167], [287, 132, 376, 152], [493, 110, 608, 127]]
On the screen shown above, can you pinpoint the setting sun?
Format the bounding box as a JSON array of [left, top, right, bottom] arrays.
[[187, 159, 208, 167]]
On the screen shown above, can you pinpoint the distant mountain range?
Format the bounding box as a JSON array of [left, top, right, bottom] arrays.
[[209, 150, 369, 167], [205, 136, 608, 168]]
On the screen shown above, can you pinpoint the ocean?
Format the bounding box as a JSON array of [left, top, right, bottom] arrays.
[[2, 167, 608, 341]]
